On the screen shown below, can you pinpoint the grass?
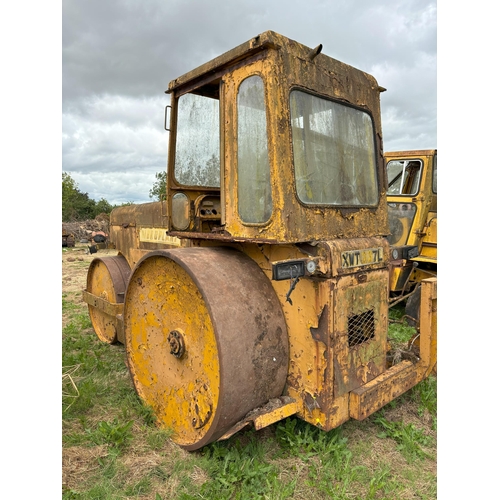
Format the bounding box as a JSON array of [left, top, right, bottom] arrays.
[[62, 245, 437, 499], [388, 303, 418, 346]]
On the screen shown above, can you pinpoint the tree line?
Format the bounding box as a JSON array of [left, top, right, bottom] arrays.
[[62, 171, 167, 222]]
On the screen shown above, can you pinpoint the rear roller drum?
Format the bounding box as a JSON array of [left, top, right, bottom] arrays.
[[124, 247, 289, 450], [86, 255, 131, 344]]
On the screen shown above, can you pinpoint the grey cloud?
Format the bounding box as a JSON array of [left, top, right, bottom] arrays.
[[63, 0, 436, 205]]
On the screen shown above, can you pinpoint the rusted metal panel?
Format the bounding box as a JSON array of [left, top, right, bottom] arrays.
[[349, 360, 418, 420], [82, 290, 124, 317], [332, 270, 389, 397], [221, 42, 387, 244], [218, 397, 300, 441], [349, 276, 436, 420], [327, 237, 390, 277], [384, 149, 437, 159], [109, 201, 187, 267], [419, 216, 437, 260], [62, 228, 75, 247], [238, 238, 390, 432], [416, 278, 437, 377], [166, 33, 279, 94]]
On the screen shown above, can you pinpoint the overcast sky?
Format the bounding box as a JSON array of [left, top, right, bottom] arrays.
[[62, 0, 437, 205]]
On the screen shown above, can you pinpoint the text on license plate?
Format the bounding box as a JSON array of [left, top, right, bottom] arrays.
[[341, 247, 384, 268]]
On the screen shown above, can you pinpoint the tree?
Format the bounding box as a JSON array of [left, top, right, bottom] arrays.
[[62, 172, 112, 221], [62, 172, 78, 214], [149, 171, 167, 201], [63, 172, 91, 221], [95, 198, 113, 215]]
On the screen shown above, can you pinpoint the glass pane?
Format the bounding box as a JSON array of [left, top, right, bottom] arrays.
[[237, 76, 272, 223], [387, 161, 403, 193], [175, 93, 220, 187], [387, 160, 422, 195], [290, 90, 378, 206], [387, 202, 417, 246]]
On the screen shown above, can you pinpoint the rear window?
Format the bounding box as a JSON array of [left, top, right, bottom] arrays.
[[290, 90, 378, 206]]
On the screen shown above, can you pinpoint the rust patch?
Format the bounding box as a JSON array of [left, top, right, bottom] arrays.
[[310, 305, 329, 345], [304, 391, 322, 413]]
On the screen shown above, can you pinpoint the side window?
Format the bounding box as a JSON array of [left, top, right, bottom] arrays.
[[174, 93, 220, 188], [387, 160, 422, 195], [237, 75, 273, 223]]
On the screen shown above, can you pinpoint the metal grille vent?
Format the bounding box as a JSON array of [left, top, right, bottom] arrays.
[[348, 309, 375, 347]]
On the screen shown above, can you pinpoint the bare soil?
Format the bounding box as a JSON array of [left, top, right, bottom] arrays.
[[62, 244, 118, 295]]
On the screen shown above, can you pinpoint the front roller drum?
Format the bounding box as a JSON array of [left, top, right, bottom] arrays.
[[124, 247, 289, 450], [86, 255, 131, 344]]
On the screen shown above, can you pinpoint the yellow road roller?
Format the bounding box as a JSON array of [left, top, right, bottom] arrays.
[[83, 31, 437, 451]]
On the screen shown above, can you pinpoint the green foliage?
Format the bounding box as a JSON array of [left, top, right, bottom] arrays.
[[276, 417, 361, 498], [388, 302, 405, 321], [410, 376, 437, 430], [62, 308, 130, 417], [414, 375, 437, 417], [136, 403, 159, 426], [388, 303, 417, 345], [149, 171, 167, 201], [374, 416, 433, 462], [95, 197, 113, 214], [62, 172, 98, 221], [62, 294, 81, 317], [146, 429, 173, 450], [86, 419, 134, 450], [64, 475, 126, 500], [123, 476, 152, 496], [198, 435, 283, 500], [62, 489, 83, 499], [275, 416, 349, 460], [366, 466, 393, 499], [62, 171, 120, 221]]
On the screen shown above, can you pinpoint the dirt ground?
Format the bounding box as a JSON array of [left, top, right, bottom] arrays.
[[62, 243, 119, 296]]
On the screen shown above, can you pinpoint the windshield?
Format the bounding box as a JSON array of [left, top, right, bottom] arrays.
[[290, 90, 378, 206]]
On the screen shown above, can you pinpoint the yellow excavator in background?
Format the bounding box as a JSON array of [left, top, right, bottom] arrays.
[[385, 150, 437, 325]]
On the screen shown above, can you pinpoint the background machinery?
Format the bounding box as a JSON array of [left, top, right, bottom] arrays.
[[83, 31, 437, 451], [385, 150, 437, 325]]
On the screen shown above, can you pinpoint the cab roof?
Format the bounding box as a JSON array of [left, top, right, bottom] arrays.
[[166, 30, 380, 95]]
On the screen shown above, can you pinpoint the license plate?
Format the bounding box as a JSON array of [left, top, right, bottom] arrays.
[[341, 247, 384, 268]]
